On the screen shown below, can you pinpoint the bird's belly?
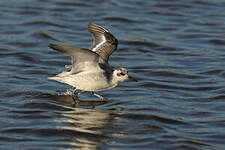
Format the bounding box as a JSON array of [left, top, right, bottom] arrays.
[[56, 72, 115, 91]]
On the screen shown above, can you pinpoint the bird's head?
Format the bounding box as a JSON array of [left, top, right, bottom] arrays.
[[113, 68, 137, 83]]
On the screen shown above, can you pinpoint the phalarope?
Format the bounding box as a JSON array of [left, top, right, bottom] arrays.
[[49, 23, 137, 100]]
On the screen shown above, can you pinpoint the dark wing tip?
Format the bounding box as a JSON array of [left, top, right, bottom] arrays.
[[88, 22, 94, 27], [88, 22, 98, 29], [87, 23, 117, 43], [88, 22, 108, 34], [48, 44, 69, 55], [48, 44, 58, 49]]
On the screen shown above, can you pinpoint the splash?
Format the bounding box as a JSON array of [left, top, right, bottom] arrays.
[[58, 88, 77, 96]]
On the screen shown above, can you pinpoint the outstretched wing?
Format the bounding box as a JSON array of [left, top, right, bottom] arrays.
[[49, 44, 100, 74], [88, 22, 118, 62]]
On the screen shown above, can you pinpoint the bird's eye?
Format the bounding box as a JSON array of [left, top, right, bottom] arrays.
[[120, 72, 125, 76], [117, 72, 125, 77]]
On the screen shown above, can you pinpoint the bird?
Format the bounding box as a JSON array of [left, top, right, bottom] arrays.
[[48, 22, 137, 100]]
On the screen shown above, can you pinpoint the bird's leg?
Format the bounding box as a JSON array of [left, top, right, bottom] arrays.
[[72, 89, 85, 106], [92, 92, 104, 100], [72, 88, 80, 100], [72, 96, 78, 106], [72, 88, 78, 96]]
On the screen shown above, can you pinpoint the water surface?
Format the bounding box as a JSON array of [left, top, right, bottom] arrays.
[[1, 0, 225, 149]]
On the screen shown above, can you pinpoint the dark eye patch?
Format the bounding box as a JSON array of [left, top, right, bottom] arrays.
[[121, 72, 126, 76], [117, 72, 125, 76]]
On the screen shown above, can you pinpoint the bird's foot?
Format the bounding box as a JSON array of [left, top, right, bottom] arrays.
[[92, 92, 104, 101], [65, 65, 72, 69]]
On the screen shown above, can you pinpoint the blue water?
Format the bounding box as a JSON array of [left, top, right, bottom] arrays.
[[1, 0, 225, 149]]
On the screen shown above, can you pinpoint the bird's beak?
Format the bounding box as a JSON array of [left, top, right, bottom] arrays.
[[128, 75, 138, 82]]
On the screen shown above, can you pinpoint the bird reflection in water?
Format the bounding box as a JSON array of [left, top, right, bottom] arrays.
[[44, 93, 108, 108], [40, 93, 126, 150]]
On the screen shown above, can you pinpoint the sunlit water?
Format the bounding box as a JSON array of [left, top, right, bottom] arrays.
[[1, 0, 225, 149]]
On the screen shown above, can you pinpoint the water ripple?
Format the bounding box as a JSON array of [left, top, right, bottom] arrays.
[[1, 0, 225, 149]]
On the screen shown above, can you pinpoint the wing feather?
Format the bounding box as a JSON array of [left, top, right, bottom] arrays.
[[49, 44, 100, 74], [88, 22, 118, 61]]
